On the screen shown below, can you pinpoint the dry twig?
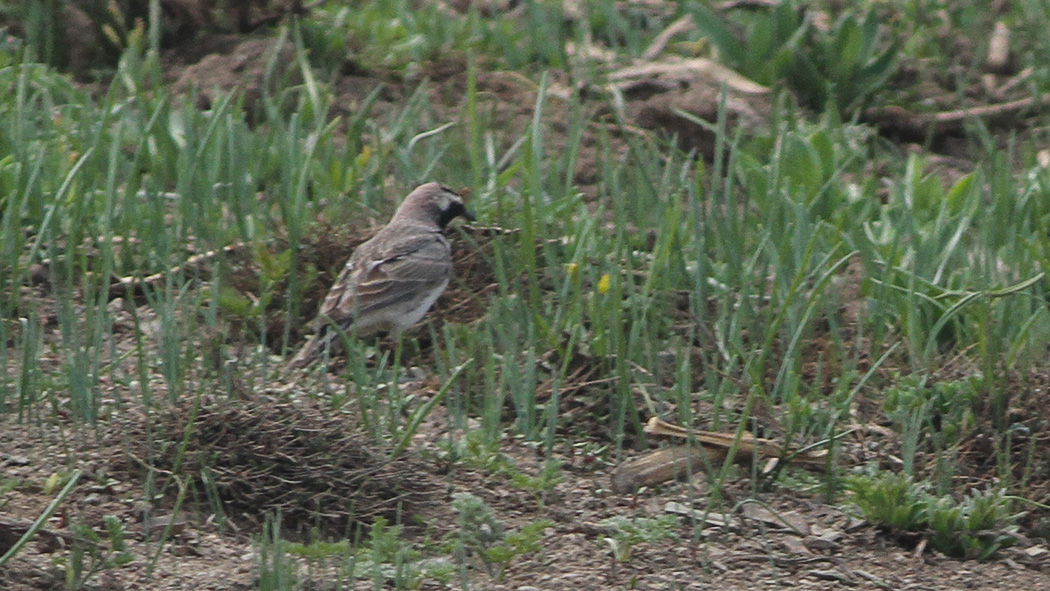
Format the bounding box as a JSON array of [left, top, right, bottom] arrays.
[[107, 243, 249, 298], [611, 417, 830, 493], [865, 96, 1049, 139]]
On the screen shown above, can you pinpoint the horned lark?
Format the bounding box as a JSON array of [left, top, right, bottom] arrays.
[[288, 182, 474, 368]]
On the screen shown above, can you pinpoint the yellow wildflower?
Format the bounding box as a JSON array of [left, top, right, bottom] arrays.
[[597, 273, 611, 294]]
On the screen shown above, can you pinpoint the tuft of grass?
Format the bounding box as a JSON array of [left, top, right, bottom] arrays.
[[883, 376, 981, 485], [449, 492, 551, 581], [688, 2, 898, 114], [847, 470, 1021, 560], [598, 515, 680, 563]]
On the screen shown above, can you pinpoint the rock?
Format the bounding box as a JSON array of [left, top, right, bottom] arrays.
[[804, 532, 842, 553], [738, 503, 811, 536]]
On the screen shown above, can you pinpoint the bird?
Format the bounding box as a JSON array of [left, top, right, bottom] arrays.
[[288, 182, 475, 368]]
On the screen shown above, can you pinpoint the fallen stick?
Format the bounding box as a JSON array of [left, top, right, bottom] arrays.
[[864, 95, 1048, 139], [107, 243, 249, 299], [642, 16, 696, 61], [610, 417, 831, 493]]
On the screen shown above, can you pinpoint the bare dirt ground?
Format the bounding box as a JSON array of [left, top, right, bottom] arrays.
[[4, 397, 1050, 591], [4, 4, 1050, 590]]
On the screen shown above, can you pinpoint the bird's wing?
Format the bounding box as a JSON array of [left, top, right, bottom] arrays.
[[317, 229, 452, 326], [313, 256, 360, 328]]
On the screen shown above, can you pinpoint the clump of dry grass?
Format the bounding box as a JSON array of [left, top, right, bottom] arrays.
[[109, 393, 439, 539]]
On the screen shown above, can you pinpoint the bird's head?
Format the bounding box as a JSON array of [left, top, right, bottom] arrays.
[[395, 182, 476, 229]]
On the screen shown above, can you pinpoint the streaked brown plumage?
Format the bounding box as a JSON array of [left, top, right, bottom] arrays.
[[288, 183, 474, 368]]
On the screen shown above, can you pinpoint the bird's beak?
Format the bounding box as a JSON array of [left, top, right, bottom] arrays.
[[463, 208, 476, 222]]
